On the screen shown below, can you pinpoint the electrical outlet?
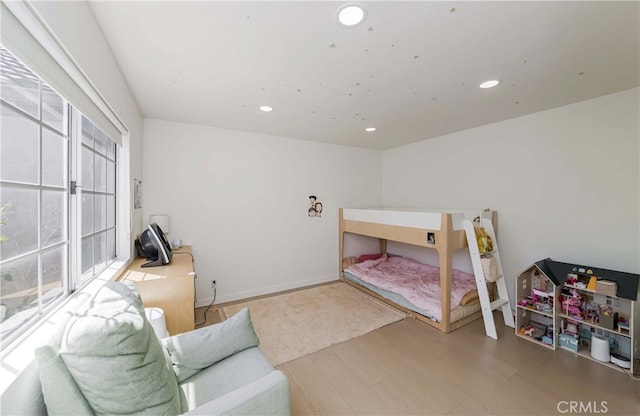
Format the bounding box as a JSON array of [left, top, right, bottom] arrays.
[[211, 280, 217, 289]]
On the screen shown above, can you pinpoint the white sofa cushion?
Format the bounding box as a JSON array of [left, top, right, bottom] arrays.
[[182, 369, 290, 415], [179, 347, 275, 409]]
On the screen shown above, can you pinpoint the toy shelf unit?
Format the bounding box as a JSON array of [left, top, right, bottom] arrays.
[[557, 265, 638, 375], [516, 259, 639, 376], [515, 260, 560, 349]]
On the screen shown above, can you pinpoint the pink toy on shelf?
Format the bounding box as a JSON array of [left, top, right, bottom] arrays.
[[518, 293, 539, 308], [562, 289, 584, 319], [565, 305, 582, 317]]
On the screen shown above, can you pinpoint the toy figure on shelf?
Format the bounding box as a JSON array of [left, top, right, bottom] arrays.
[[564, 321, 579, 336], [561, 289, 584, 319], [519, 325, 535, 337], [530, 293, 539, 305], [583, 302, 599, 323], [518, 293, 539, 309], [599, 304, 613, 317], [538, 302, 553, 313], [617, 317, 630, 334], [565, 273, 587, 288]]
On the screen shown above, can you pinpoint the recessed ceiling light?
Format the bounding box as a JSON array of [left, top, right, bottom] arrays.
[[259, 105, 273, 112], [479, 80, 501, 89], [338, 4, 366, 27], [365, 127, 376, 132]]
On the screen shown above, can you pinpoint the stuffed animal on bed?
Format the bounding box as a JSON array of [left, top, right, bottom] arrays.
[[342, 257, 358, 270], [342, 254, 384, 270]]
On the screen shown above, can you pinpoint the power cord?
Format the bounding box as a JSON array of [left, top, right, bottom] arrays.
[[195, 287, 216, 328], [173, 251, 194, 261], [173, 250, 219, 327]]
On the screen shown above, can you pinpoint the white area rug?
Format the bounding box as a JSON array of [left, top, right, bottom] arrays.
[[222, 282, 406, 366]]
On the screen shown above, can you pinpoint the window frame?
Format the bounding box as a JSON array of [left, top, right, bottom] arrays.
[[0, 47, 122, 349], [76, 114, 119, 288], [0, 5, 132, 393], [0, 71, 71, 347]]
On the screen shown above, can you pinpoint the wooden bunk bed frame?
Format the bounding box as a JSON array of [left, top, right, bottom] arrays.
[[339, 208, 497, 333]]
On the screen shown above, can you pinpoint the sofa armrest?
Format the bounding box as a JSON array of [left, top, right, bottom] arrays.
[[181, 370, 290, 416], [164, 308, 259, 382]]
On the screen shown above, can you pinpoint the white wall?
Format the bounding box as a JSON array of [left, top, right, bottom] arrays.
[[143, 119, 382, 305], [383, 88, 640, 305]]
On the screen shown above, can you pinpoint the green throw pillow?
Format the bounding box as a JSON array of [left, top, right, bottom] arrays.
[[164, 307, 260, 383], [35, 334, 94, 415], [43, 282, 183, 415]]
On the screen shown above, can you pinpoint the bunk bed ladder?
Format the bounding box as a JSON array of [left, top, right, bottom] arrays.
[[463, 218, 515, 339]]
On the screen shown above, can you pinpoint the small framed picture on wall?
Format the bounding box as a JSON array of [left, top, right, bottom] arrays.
[[134, 179, 142, 209], [308, 195, 323, 218]]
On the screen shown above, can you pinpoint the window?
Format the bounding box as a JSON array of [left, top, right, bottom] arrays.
[[0, 46, 118, 348], [80, 116, 117, 282]]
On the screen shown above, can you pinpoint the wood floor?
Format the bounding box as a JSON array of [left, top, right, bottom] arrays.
[[195, 307, 640, 415]]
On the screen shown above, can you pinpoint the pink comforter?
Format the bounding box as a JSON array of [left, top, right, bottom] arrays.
[[345, 255, 477, 321]]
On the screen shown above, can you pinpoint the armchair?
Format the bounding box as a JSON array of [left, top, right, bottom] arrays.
[[28, 281, 290, 415]]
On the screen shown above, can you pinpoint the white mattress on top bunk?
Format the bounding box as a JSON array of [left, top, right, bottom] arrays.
[[342, 208, 488, 231]]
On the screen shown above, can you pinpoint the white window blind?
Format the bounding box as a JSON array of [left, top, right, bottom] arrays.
[[0, 0, 126, 145]]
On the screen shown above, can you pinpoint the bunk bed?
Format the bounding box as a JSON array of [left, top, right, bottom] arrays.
[[339, 208, 497, 333]]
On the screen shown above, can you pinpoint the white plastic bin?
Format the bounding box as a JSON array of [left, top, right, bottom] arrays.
[[144, 307, 169, 339]]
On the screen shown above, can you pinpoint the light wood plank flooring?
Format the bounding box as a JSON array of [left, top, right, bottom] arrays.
[[196, 307, 640, 415]]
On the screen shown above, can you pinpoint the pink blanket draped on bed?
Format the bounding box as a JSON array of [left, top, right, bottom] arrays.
[[345, 254, 477, 321]]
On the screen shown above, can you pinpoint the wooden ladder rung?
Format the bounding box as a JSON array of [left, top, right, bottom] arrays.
[[490, 298, 509, 311]]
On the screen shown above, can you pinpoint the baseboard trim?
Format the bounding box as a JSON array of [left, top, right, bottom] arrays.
[[195, 274, 339, 308]]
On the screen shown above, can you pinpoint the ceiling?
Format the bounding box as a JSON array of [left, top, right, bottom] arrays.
[[88, 1, 639, 150]]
